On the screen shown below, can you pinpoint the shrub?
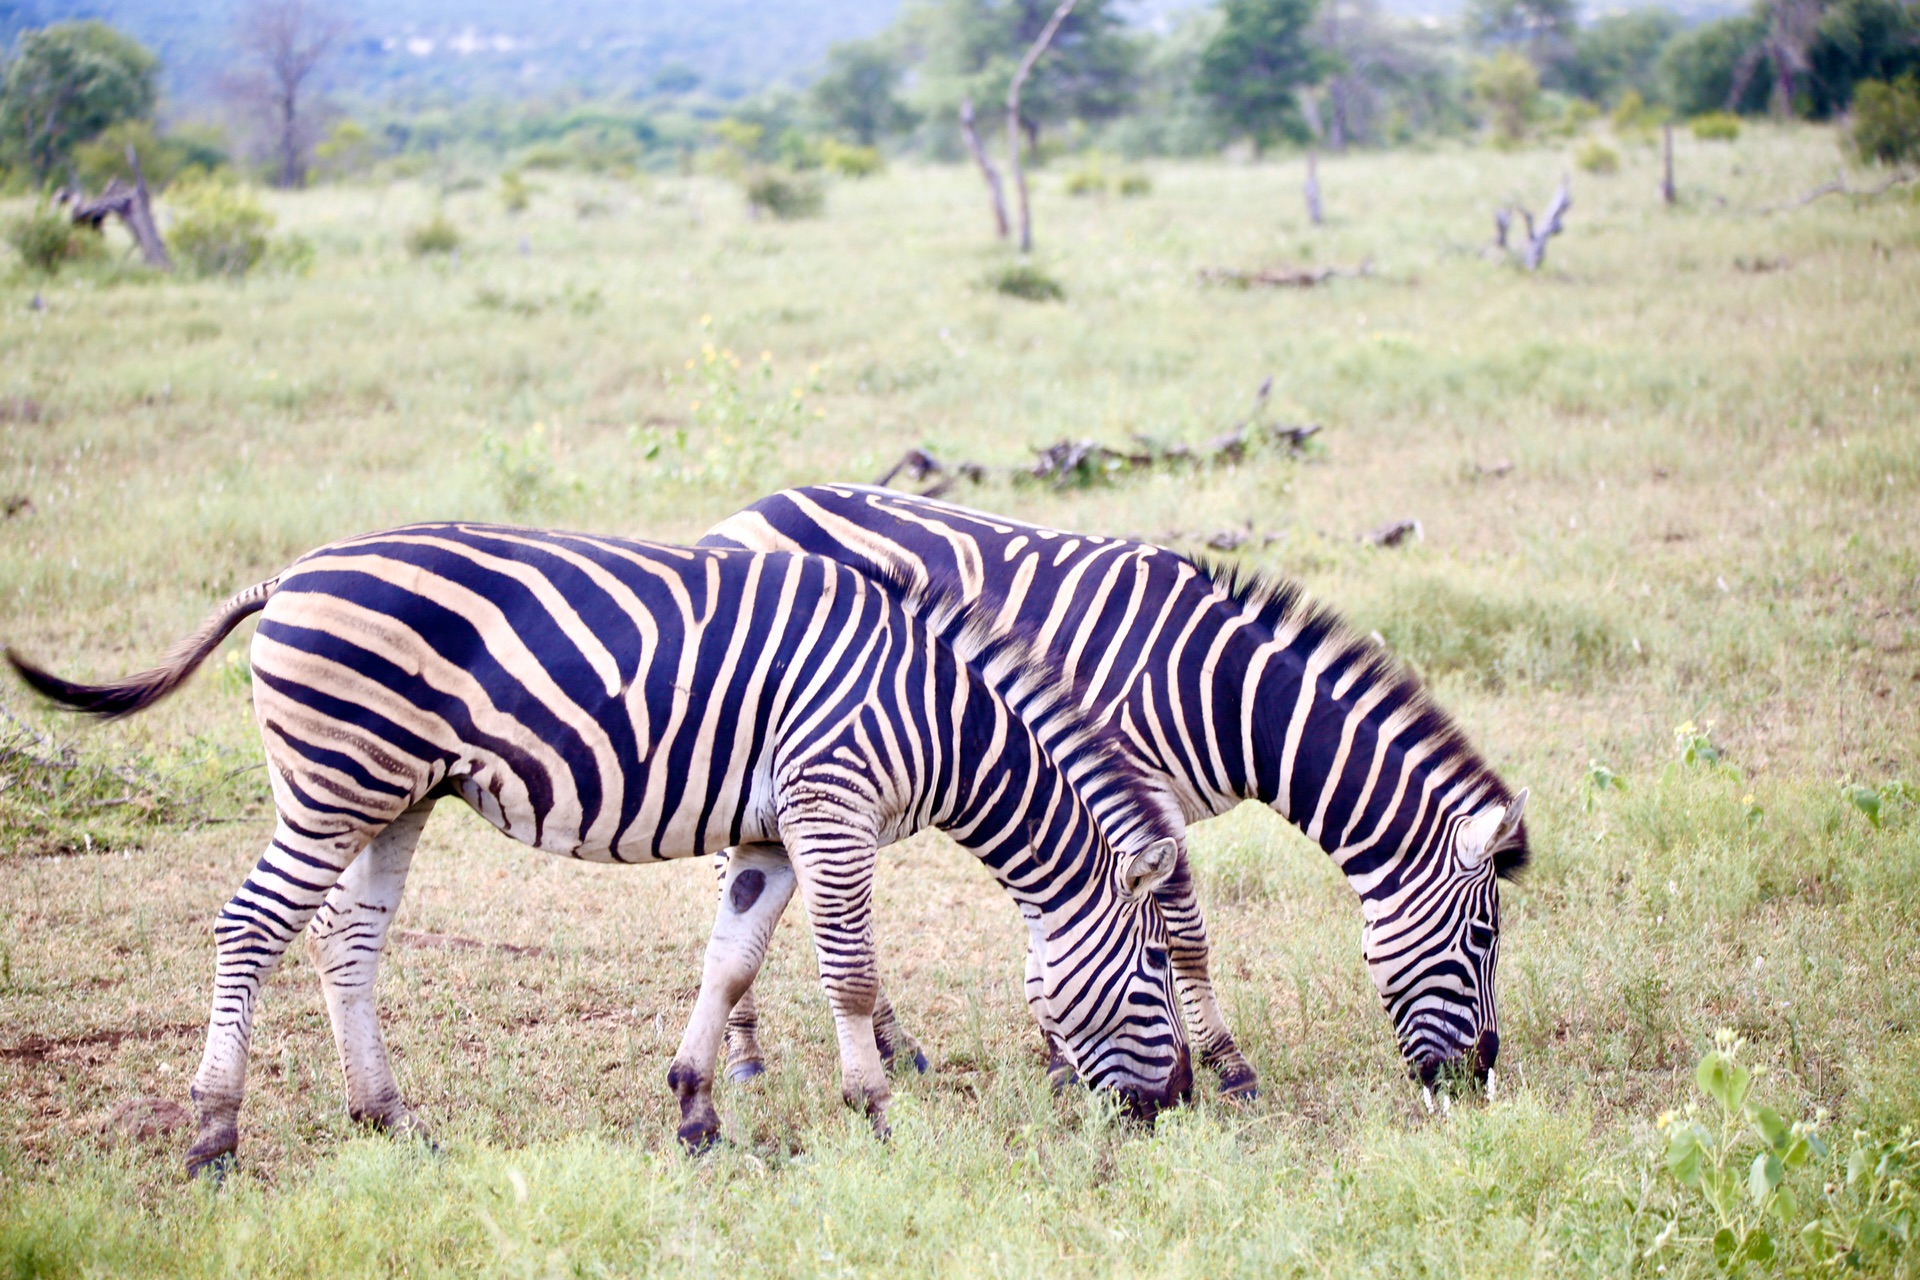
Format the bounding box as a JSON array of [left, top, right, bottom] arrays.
[[500, 170, 534, 214], [1851, 74, 1920, 166], [819, 139, 884, 177], [1473, 49, 1541, 144], [405, 212, 462, 257], [987, 262, 1065, 302], [168, 180, 274, 277], [1063, 164, 1107, 196], [3, 204, 99, 273], [1690, 111, 1741, 141], [745, 169, 824, 220], [1576, 139, 1621, 173], [1117, 171, 1152, 197], [1610, 88, 1668, 134]]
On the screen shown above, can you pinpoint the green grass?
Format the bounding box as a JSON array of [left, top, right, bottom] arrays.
[[2, 126, 1918, 1276]]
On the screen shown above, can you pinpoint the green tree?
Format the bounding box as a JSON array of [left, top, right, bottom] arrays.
[[0, 20, 158, 184], [1660, 15, 1772, 116], [810, 40, 916, 144], [1472, 46, 1541, 142], [1851, 72, 1920, 162], [1808, 0, 1920, 115], [1466, 0, 1578, 69], [1197, 0, 1329, 148], [1562, 8, 1682, 105]]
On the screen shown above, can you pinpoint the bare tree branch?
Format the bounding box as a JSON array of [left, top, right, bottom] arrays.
[[231, 0, 347, 189], [1006, 0, 1078, 254], [959, 98, 1010, 239]]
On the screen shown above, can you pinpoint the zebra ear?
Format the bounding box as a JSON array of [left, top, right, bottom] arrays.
[[1458, 789, 1529, 869], [1120, 837, 1178, 901]]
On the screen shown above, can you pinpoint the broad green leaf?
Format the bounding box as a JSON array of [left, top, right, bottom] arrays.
[[1846, 784, 1883, 828], [1712, 1227, 1739, 1266], [1741, 1228, 1775, 1264], [1850, 1148, 1874, 1185], [1801, 1219, 1830, 1259], [1749, 1152, 1784, 1205], [1770, 1186, 1798, 1222], [1750, 1105, 1789, 1150], [1783, 1137, 1810, 1169], [1666, 1128, 1704, 1186]]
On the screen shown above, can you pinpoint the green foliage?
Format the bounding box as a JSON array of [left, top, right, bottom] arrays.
[[1843, 779, 1916, 829], [745, 168, 824, 220], [914, 0, 1143, 148], [404, 212, 462, 257], [1661, 15, 1771, 118], [810, 39, 916, 145], [499, 169, 535, 213], [818, 138, 885, 177], [1609, 86, 1667, 134], [986, 261, 1065, 301], [1562, 8, 1682, 106], [3, 202, 99, 273], [1117, 170, 1152, 196], [479, 421, 580, 515], [1473, 48, 1542, 144], [1575, 138, 1620, 173], [71, 120, 224, 192], [1691, 110, 1742, 140], [1466, 0, 1577, 55], [169, 179, 275, 278], [638, 330, 819, 490], [1062, 160, 1108, 195], [1851, 74, 1920, 165], [312, 120, 378, 181], [0, 20, 159, 183], [1808, 0, 1920, 118], [1196, 0, 1327, 148]]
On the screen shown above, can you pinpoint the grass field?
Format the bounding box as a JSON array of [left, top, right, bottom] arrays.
[[2, 125, 1918, 1277]]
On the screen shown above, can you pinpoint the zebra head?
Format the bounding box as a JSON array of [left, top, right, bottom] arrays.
[[1037, 835, 1194, 1120], [1360, 788, 1529, 1089]]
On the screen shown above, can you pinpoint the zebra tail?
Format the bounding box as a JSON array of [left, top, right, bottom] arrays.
[[6, 578, 279, 720]]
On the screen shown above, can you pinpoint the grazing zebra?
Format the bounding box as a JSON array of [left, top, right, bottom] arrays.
[[8, 522, 1193, 1173], [703, 485, 1531, 1097]]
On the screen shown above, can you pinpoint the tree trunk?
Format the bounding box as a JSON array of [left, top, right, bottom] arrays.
[[959, 98, 1010, 239], [1305, 150, 1323, 226], [1006, 0, 1078, 254], [1661, 122, 1675, 206]]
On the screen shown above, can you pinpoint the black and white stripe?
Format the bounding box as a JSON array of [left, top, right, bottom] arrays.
[[9, 521, 1192, 1171], [703, 485, 1530, 1092]]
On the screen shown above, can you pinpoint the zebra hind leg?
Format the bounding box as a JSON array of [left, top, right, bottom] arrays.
[[669, 844, 798, 1150], [307, 800, 436, 1140], [714, 848, 774, 1084], [872, 985, 929, 1075], [186, 818, 370, 1177], [1158, 850, 1258, 1100]]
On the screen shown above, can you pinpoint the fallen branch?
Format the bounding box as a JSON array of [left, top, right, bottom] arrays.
[[1756, 169, 1917, 214], [1198, 259, 1372, 289], [57, 146, 171, 270], [1363, 518, 1422, 548]]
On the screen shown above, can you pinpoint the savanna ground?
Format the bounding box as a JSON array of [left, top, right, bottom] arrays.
[[1, 126, 1917, 1277]]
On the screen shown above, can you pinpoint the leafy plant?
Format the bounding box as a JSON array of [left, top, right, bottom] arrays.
[[3, 204, 100, 273], [1691, 111, 1742, 141], [1063, 162, 1108, 196], [819, 139, 885, 177], [1674, 719, 1725, 769], [987, 262, 1065, 302], [169, 179, 274, 278], [405, 212, 462, 257], [1576, 140, 1621, 174], [1843, 779, 1915, 829], [1850, 74, 1920, 167], [500, 170, 534, 214], [745, 169, 824, 220], [479, 421, 579, 514], [1586, 758, 1628, 808], [1472, 49, 1541, 145], [1117, 171, 1152, 197]]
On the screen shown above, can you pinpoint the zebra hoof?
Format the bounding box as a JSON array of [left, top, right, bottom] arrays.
[[185, 1148, 237, 1183], [725, 1060, 766, 1084], [1217, 1068, 1259, 1102], [676, 1119, 722, 1155], [911, 1050, 930, 1075]]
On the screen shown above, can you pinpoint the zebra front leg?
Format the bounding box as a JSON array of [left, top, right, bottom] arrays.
[[715, 847, 775, 1083], [872, 985, 929, 1076], [670, 844, 797, 1150], [1020, 910, 1078, 1090], [307, 800, 435, 1139], [784, 829, 890, 1135], [1157, 850, 1257, 1099], [187, 819, 367, 1177]]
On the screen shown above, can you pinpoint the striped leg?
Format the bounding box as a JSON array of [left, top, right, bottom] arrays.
[[1158, 851, 1258, 1098], [671, 844, 798, 1149], [307, 800, 436, 1137], [186, 817, 369, 1176]]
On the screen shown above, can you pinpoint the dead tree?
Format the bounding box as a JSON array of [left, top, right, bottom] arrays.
[[1520, 178, 1571, 270], [232, 0, 347, 189], [1305, 150, 1324, 225], [959, 98, 1010, 239], [61, 146, 171, 270], [1006, 0, 1078, 253], [1661, 123, 1676, 206]]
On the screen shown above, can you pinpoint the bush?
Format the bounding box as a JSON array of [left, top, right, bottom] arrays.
[[1063, 164, 1108, 196], [1117, 171, 1152, 197], [819, 139, 884, 177], [500, 170, 535, 213], [1576, 139, 1622, 173], [405, 212, 462, 257], [169, 180, 273, 277], [987, 262, 1065, 302], [1851, 74, 1920, 165], [72, 120, 222, 192], [1690, 111, 1742, 140], [745, 169, 824, 220], [3, 205, 100, 273], [1473, 49, 1542, 145]]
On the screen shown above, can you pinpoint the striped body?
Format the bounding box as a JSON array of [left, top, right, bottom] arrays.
[[10, 521, 1192, 1170], [704, 485, 1530, 1088]]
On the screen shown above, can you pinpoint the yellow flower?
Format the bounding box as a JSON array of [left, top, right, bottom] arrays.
[[700, 313, 712, 327]]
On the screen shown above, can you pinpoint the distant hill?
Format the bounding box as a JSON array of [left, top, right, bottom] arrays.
[[6, 0, 905, 106]]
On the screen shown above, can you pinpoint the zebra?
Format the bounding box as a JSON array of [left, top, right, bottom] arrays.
[[702, 485, 1531, 1100], [7, 521, 1194, 1173]]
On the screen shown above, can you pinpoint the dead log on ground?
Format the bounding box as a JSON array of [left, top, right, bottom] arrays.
[[1363, 518, 1423, 547], [1757, 169, 1917, 214], [1198, 259, 1372, 289]]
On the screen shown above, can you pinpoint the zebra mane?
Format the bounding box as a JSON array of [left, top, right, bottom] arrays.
[[1192, 556, 1530, 880], [874, 567, 1182, 856]]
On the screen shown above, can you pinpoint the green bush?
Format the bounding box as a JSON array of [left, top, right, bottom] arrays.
[[1690, 111, 1742, 141], [819, 139, 884, 177], [1473, 49, 1541, 145], [1851, 74, 1920, 165], [745, 169, 824, 220], [169, 180, 274, 277], [404, 213, 462, 257], [987, 262, 1065, 302], [1576, 139, 1622, 173], [3, 204, 100, 273], [500, 170, 534, 214], [1117, 171, 1152, 197], [1063, 164, 1108, 196]]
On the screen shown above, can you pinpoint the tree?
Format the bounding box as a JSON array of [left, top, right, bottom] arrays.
[[230, 0, 346, 189], [0, 21, 157, 184], [1562, 9, 1683, 105], [1660, 15, 1772, 115], [1808, 0, 1920, 116], [810, 40, 916, 144], [1726, 0, 1824, 117], [1466, 0, 1578, 70], [1197, 0, 1329, 149], [1472, 47, 1541, 142], [1851, 72, 1920, 162], [1308, 0, 1455, 148]]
